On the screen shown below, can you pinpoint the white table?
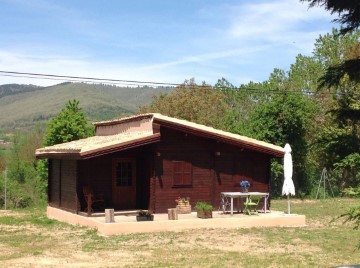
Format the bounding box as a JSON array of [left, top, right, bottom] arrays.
[[220, 192, 269, 215]]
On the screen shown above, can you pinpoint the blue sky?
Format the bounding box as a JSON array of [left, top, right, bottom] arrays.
[[0, 0, 337, 87]]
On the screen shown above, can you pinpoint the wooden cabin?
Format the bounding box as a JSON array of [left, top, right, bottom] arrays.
[[35, 113, 284, 215]]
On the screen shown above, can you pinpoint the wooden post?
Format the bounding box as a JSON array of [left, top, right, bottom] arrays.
[[168, 208, 178, 220], [168, 209, 172, 220], [87, 194, 92, 216], [105, 209, 115, 223]]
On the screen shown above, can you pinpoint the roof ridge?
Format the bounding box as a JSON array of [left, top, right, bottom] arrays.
[[93, 113, 155, 126]]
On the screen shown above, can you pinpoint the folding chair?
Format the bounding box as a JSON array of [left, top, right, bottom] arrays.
[[243, 195, 262, 215], [218, 193, 231, 214]]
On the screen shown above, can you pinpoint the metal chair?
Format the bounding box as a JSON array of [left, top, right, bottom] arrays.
[[218, 193, 231, 214], [243, 195, 262, 215]]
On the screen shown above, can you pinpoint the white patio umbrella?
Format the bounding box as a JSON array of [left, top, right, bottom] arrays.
[[282, 143, 295, 214]]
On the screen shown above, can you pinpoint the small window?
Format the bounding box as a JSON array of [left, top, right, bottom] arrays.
[[115, 161, 133, 186], [173, 161, 192, 187]]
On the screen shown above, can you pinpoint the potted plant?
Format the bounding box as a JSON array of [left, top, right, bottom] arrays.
[[136, 210, 154, 221], [175, 196, 191, 214], [195, 201, 213, 219], [240, 180, 250, 193]]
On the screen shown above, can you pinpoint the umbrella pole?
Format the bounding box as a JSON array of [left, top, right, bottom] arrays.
[[287, 195, 291, 214]]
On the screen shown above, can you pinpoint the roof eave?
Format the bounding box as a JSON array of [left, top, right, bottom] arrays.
[[35, 151, 82, 160], [80, 133, 160, 159], [35, 133, 161, 160], [153, 118, 284, 157]]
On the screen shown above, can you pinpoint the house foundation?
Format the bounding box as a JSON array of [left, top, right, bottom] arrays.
[[47, 206, 306, 236]]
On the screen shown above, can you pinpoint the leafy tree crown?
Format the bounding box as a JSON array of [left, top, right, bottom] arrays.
[[44, 99, 93, 146]]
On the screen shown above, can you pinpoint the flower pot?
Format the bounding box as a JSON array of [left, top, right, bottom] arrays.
[[197, 210, 212, 219], [241, 187, 249, 193], [136, 215, 154, 221], [176, 205, 192, 214]]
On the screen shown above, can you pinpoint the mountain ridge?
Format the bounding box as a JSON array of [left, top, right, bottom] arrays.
[[0, 82, 173, 132], [0, 83, 44, 98]]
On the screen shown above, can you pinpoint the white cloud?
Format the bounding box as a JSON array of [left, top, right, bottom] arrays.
[[0, 0, 339, 87], [138, 46, 267, 71], [228, 0, 334, 40]]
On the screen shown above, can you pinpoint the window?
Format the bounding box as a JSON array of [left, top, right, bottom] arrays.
[[114, 160, 133, 187], [173, 161, 192, 187]]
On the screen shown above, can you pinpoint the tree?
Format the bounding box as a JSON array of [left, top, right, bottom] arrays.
[[44, 99, 93, 146], [3, 127, 47, 208], [285, 29, 360, 192], [313, 28, 360, 88], [140, 79, 229, 129], [289, 55, 323, 91], [302, 1, 360, 248], [216, 67, 319, 197], [301, 1, 360, 34], [247, 90, 317, 196], [302, 1, 360, 86], [214, 78, 249, 134], [309, 30, 360, 190], [214, 78, 275, 136], [38, 100, 94, 197]]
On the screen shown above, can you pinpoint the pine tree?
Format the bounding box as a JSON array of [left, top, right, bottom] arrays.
[[44, 99, 93, 146]]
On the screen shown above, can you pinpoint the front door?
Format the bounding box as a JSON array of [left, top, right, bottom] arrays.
[[112, 158, 136, 209]]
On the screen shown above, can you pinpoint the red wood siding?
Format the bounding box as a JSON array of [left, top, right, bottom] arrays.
[[213, 144, 271, 207], [48, 125, 272, 214], [78, 155, 113, 211], [49, 159, 60, 206], [154, 128, 215, 212], [49, 159, 78, 212], [60, 160, 77, 211], [77, 145, 154, 212], [153, 127, 272, 213]]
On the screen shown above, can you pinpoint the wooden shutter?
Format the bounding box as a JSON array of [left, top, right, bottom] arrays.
[[173, 161, 192, 186]]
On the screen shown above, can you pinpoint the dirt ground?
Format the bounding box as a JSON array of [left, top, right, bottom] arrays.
[[0, 210, 317, 268], [1, 200, 359, 268]]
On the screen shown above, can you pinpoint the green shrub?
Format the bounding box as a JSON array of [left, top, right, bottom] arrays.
[[194, 201, 213, 211], [343, 187, 360, 198]]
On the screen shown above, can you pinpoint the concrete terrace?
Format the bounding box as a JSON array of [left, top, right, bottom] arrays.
[[47, 206, 306, 236]]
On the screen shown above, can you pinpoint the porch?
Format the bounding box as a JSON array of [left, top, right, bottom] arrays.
[[47, 206, 306, 236]]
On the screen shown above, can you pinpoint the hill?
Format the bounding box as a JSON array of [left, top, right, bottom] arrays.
[[0, 82, 173, 132], [0, 84, 43, 98]]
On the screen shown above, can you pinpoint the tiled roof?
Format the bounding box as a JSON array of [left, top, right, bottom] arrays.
[[151, 113, 284, 156], [36, 113, 284, 158], [94, 113, 284, 157], [35, 131, 159, 158]]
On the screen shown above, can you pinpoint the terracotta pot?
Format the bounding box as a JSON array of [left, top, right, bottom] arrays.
[[176, 205, 192, 214], [197, 210, 212, 219]]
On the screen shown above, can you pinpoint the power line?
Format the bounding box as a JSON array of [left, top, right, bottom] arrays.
[[0, 70, 359, 97], [0, 73, 173, 88], [1, 73, 99, 83], [0, 70, 180, 87]]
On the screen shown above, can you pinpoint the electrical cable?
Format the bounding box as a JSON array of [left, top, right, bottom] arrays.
[[0, 70, 180, 86], [0, 70, 359, 97]]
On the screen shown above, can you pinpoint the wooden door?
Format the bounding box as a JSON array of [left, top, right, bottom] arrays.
[[112, 158, 136, 210]]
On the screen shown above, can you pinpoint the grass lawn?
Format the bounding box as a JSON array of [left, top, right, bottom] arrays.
[[0, 198, 359, 267]]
